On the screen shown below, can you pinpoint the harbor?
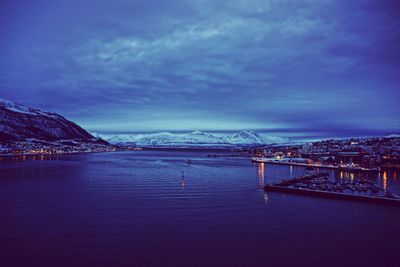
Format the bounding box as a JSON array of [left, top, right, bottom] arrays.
[[264, 172, 400, 206]]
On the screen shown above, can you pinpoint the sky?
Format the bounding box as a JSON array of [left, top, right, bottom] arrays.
[[0, 0, 399, 138]]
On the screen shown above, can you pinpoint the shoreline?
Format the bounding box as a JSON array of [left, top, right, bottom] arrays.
[[0, 150, 123, 158], [0, 147, 244, 158], [251, 157, 384, 172]]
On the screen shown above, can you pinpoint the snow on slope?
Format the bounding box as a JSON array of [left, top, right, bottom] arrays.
[[99, 130, 286, 146], [0, 98, 97, 142], [0, 98, 59, 118], [226, 131, 265, 145]]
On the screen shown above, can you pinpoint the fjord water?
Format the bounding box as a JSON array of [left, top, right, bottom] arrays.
[[0, 151, 399, 267]]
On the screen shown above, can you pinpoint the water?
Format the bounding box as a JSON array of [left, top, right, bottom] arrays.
[[0, 151, 399, 267]]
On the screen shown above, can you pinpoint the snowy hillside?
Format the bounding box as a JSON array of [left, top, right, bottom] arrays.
[[0, 98, 99, 143], [0, 98, 59, 118], [99, 130, 286, 147], [226, 131, 265, 145]]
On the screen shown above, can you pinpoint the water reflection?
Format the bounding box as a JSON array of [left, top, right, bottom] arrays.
[[263, 192, 269, 205], [181, 171, 185, 191], [383, 171, 387, 192], [0, 154, 62, 162], [257, 162, 265, 186]]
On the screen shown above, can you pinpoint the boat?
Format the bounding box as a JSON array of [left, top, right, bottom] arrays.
[[185, 159, 192, 164]]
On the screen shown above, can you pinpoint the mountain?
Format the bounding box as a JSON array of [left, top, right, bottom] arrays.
[[99, 130, 286, 147], [136, 130, 228, 146], [226, 131, 265, 145], [0, 98, 99, 143]]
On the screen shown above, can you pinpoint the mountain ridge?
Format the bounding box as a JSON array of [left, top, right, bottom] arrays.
[[0, 98, 99, 143], [96, 130, 287, 147]]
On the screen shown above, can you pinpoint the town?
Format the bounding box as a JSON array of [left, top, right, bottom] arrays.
[[251, 135, 400, 171], [0, 139, 120, 155]]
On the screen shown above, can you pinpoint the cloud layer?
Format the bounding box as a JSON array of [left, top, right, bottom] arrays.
[[0, 0, 399, 136]]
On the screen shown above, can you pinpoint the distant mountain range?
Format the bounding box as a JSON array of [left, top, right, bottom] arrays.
[[0, 98, 100, 143], [95, 130, 287, 147], [0, 98, 286, 149]]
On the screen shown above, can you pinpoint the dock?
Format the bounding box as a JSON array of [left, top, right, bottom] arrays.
[[264, 173, 400, 206], [252, 157, 379, 173]]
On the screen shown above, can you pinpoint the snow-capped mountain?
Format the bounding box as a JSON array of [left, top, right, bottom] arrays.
[[99, 130, 286, 147], [0, 98, 99, 143], [137, 131, 228, 146], [226, 131, 265, 145]]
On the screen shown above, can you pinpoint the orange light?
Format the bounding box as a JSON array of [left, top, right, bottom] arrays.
[[258, 162, 265, 185], [383, 171, 387, 192]]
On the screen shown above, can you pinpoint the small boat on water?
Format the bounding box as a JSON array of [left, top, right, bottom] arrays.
[[185, 159, 192, 164]]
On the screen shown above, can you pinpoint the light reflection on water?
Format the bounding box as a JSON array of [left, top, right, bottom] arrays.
[[383, 171, 387, 192], [257, 162, 265, 186], [263, 191, 269, 205], [181, 171, 185, 190]]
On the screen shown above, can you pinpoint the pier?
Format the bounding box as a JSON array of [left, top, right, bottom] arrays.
[[264, 172, 400, 206], [252, 157, 379, 173]]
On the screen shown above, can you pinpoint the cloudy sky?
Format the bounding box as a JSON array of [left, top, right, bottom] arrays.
[[0, 0, 399, 137]]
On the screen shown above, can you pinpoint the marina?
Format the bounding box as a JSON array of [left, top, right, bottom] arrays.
[[264, 172, 400, 205]]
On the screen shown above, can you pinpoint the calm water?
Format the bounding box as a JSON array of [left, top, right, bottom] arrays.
[[0, 151, 399, 267]]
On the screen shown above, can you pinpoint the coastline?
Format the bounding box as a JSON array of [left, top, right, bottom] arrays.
[[0, 149, 122, 158], [252, 157, 383, 172]]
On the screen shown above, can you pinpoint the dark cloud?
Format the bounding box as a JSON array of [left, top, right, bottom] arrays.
[[0, 0, 399, 136]]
